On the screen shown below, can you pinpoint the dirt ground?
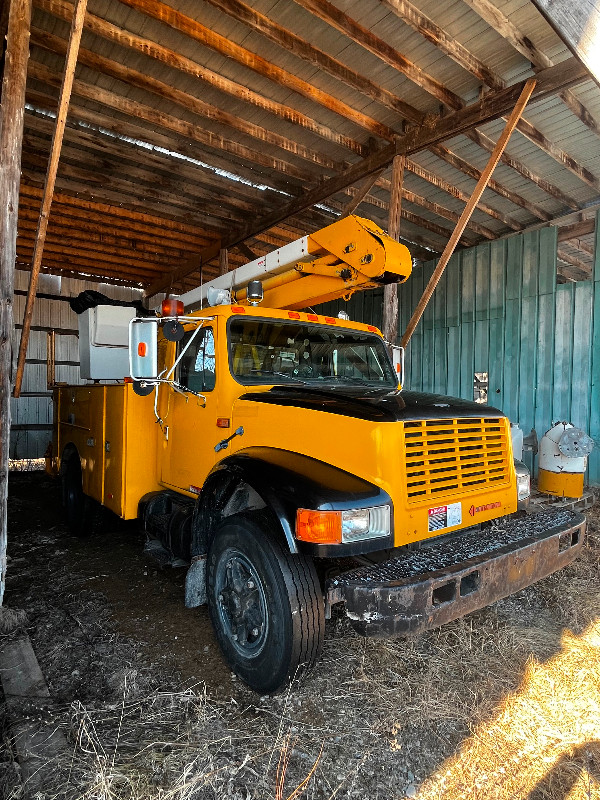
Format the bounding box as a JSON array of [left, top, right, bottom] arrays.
[[1, 471, 599, 800]]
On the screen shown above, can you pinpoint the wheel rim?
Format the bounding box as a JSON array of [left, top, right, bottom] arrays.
[[214, 548, 269, 657]]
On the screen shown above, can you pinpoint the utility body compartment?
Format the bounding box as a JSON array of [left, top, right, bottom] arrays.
[[53, 383, 160, 518]]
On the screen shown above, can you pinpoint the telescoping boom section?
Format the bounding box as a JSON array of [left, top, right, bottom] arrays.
[[176, 215, 413, 311]]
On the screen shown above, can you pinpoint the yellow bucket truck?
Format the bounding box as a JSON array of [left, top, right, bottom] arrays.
[[50, 215, 585, 693]]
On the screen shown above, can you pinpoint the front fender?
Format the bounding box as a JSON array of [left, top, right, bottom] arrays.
[[191, 447, 392, 558]]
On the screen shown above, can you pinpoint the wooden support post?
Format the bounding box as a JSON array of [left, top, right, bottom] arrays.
[[400, 78, 536, 349], [0, 0, 33, 607], [219, 247, 229, 276], [383, 155, 405, 346], [13, 0, 88, 398]]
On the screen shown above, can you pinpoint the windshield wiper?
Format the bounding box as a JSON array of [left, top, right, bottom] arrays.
[[247, 369, 307, 383]]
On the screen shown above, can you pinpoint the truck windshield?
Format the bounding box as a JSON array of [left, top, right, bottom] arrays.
[[229, 318, 397, 388]]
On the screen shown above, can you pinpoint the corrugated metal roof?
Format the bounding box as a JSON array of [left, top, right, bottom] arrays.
[[14, 0, 599, 288]]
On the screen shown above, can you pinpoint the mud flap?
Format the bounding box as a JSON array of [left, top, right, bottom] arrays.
[[185, 556, 207, 607]]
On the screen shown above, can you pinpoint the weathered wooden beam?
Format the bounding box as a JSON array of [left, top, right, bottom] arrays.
[[27, 62, 560, 247], [340, 170, 385, 218], [383, 155, 405, 348], [214, 0, 460, 110], [114, 0, 406, 139], [30, 28, 353, 174], [294, 0, 599, 194], [466, 127, 580, 211], [34, 0, 367, 157], [556, 218, 596, 242], [379, 0, 504, 90], [430, 144, 553, 221], [401, 79, 536, 348], [556, 246, 592, 277], [19, 183, 214, 243], [28, 60, 317, 184], [0, 0, 32, 605], [23, 121, 281, 220], [379, 0, 583, 210], [16, 221, 189, 267], [463, 0, 600, 135], [20, 146, 246, 227], [13, 0, 87, 398], [16, 241, 158, 278], [235, 242, 258, 262], [175, 59, 585, 288]]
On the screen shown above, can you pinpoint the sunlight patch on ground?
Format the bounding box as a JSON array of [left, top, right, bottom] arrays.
[[419, 621, 600, 799]]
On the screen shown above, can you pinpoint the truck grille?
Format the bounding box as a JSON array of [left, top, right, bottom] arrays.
[[403, 417, 510, 501]]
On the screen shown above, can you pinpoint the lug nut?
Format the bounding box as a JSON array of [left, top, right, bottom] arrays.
[[251, 627, 259, 636], [232, 634, 238, 641], [218, 594, 223, 602], [247, 580, 255, 589]]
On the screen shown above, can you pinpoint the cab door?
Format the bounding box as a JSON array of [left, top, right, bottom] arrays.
[[160, 325, 218, 493]]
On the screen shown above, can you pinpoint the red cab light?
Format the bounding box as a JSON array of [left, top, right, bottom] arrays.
[[368, 325, 377, 332], [162, 299, 184, 317], [307, 314, 318, 322], [137, 342, 147, 357], [324, 317, 337, 324], [231, 306, 245, 313], [217, 418, 231, 428], [288, 311, 301, 319]]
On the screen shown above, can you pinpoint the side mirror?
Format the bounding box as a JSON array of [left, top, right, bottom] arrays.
[[391, 344, 405, 389], [129, 318, 159, 393]]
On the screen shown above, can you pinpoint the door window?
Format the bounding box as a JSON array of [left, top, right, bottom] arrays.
[[178, 327, 216, 392]]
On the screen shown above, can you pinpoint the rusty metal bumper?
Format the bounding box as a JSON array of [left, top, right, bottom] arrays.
[[327, 509, 586, 637]]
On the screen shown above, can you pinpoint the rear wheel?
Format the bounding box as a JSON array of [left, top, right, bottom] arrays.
[[61, 453, 99, 538], [207, 514, 324, 693]]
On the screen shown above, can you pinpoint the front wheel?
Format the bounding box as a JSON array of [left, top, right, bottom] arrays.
[[207, 514, 324, 693]]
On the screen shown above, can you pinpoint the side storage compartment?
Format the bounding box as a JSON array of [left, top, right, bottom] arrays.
[[56, 385, 107, 504]]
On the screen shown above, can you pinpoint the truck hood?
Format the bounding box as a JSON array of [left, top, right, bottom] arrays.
[[239, 386, 505, 423]]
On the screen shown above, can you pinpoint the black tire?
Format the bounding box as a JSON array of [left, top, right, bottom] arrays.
[[61, 453, 99, 538], [207, 514, 324, 693]]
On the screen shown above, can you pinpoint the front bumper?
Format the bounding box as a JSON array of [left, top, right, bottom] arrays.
[[326, 509, 586, 637]]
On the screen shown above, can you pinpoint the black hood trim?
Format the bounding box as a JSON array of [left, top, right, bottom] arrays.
[[239, 386, 505, 422]]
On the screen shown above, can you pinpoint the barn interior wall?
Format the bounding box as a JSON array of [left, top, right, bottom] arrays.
[[319, 212, 600, 486], [10, 272, 142, 460]]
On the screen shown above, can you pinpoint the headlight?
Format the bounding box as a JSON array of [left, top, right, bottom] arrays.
[[514, 460, 531, 501], [342, 506, 391, 542], [296, 505, 391, 544]]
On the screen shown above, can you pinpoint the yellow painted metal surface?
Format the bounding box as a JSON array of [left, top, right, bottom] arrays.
[[54, 383, 161, 519], [538, 468, 584, 498]]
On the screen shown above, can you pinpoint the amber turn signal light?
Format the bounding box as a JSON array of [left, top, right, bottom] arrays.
[[161, 299, 184, 317], [137, 342, 147, 357], [216, 418, 231, 428], [296, 509, 341, 544]]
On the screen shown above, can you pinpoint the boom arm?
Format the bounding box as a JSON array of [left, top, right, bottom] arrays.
[[176, 216, 412, 312]]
